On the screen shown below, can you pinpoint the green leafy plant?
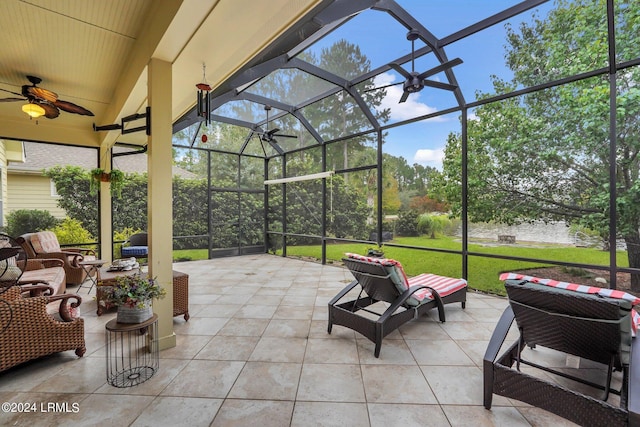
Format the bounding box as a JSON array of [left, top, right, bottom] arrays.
[[89, 168, 125, 198], [102, 273, 166, 308]]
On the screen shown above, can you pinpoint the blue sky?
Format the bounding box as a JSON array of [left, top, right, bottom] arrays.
[[308, 1, 553, 169]]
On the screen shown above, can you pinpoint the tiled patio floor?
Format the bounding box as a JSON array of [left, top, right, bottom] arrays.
[[0, 254, 584, 426]]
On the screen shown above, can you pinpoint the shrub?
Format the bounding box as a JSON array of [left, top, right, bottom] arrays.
[[417, 214, 454, 238], [395, 209, 419, 236], [51, 218, 94, 246], [4, 209, 59, 237]]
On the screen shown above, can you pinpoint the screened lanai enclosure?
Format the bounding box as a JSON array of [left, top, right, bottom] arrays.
[[167, 0, 640, 292]]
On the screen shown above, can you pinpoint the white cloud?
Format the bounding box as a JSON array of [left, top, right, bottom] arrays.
[[373, 72, 443, 122], [414, 147, 445, 169]]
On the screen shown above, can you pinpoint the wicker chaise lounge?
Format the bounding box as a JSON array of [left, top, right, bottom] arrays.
[[328, 253, 467, 357], [484, 277, 640, 427]]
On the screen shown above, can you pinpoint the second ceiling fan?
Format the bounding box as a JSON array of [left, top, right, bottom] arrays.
[[387, 29, 462, 103], [257, 105, 297, 143]]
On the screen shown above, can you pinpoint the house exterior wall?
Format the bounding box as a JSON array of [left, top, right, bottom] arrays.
[[7, 173, 66, 219]]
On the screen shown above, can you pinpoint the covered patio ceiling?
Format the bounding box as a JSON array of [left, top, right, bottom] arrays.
[[0, 0, 327, 148]]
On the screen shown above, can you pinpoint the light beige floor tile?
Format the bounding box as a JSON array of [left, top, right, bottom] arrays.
[[291, 401, 369, 427], [405, 339, 474, 366], [131, 396, 222, 427], [228, 361, 302, 400], [304, 338, 359, 364], [172, 317, 229, 336], [263, 319, 311, 337], [368, 403, 450, 427], [297, 363, 365, 402], [211, 399, 294, 427], [273, 305, 314, 320], [361, 365, 438, 404], [217, 318, 269, 336], [233, 304, 278, 319], [160, 360, 245, 398], [357, 339, 417, 364], [56, 394, 155, 426], [421, 365, 509, 406], [194, 303, 241, 318], [31, 356, 107, 394], [195, 335, 260, 360], [249, 337, 307, 362], [442, 405, 532, 427], [159, 334, 212, 359]]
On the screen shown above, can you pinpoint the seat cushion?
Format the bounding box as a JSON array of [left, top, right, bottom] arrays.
[[30, 231, 61, 254], [121, 246, 148, 257], [20, 267, 66, 295]]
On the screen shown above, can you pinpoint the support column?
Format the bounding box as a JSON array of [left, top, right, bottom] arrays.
[[147, 58, 176, 350], [99, 145, 113, 262]]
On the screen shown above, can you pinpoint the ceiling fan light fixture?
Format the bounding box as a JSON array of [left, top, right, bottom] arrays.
[[22, 102, 45, 118]]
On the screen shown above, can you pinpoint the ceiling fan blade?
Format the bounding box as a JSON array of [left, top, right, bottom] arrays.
[[267, 128, 280, 137], [421, 79, 457, 91], [26, 86, 58, 103], [399, 91, 410, 103], [388, 63, 412, 80], [417, 58, 463, 80], [38, 102, 60, 119], [363, 82, 403, 93], [273, 134, 297, 139], [0, 88, 24, 97], [0, 97, 25, 102], [53, 99, 94, 116]]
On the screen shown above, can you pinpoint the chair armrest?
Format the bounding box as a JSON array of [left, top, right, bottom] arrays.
[[65, 247, 96, 256], [19, 283, 55, 297], [47, 293, 82, 322], [25, 258, 64, 270], [37, 251, 85, 267]]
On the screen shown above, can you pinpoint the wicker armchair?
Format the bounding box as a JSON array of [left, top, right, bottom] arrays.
[[17, 231, 96, 286], [0, 285, 85, 372]]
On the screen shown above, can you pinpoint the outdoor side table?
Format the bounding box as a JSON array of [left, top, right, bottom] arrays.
[[78, 258, 105, 293], [105, 314, 159, 387]]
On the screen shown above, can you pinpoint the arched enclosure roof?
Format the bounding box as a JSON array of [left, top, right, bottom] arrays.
[[172, 0, 549, 158]]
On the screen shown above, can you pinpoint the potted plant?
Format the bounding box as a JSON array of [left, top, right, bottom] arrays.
[[101, 273, 166, 323], [89, 168, 125, 198], [108, 169, 125, 198]]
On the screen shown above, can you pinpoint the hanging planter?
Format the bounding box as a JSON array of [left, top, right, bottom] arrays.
[[90, 168, 125, 198]]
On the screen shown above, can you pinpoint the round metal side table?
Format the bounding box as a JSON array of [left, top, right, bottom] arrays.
[[105, 314, 159, 387]]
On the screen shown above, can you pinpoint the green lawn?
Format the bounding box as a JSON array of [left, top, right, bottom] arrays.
[[282, 236, 622, 296]]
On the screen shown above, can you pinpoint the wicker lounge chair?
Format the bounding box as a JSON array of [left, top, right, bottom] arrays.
[[18, 231, 96, 286], [484, 278, 640, 427], [328, 253, 467, 357]]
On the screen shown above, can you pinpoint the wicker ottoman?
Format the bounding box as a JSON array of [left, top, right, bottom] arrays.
[[172, 270, 189, 321]]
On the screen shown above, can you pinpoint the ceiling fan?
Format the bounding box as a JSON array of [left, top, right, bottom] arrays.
[[386, 29, 462, 103], [0, 75, 94, 119], [256, 105, 297, 143]]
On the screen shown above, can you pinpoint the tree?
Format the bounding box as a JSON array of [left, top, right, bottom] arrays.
[[434, 0, 640, 289]]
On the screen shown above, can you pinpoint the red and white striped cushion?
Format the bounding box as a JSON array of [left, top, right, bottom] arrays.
[[500, 272, 640, 336], [408, 273, 468, 301]]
